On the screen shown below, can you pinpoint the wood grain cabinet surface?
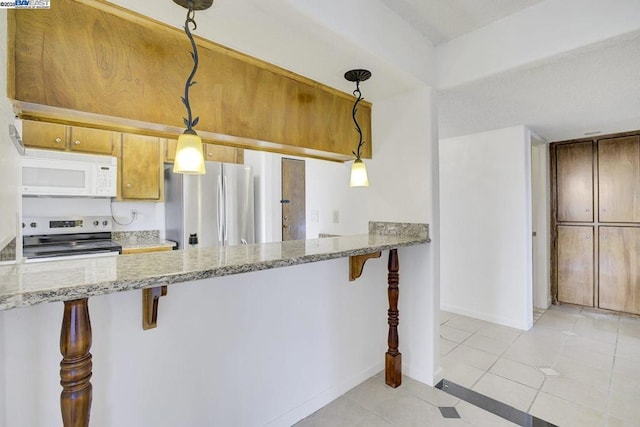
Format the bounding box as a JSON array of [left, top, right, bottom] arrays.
[[557, 225, 594, 306], [556, 142, 593, 222], [21, 121, 67, 150], [552, 131, 640, 315], [598, 136, 640, 223], [599, 226, 640, 314], [121, 134, 161, 200], [22, 121, 115, 155], [68, 126, 114, 155]]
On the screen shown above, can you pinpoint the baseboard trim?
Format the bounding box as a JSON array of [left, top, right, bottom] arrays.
[[441, 303, 531, 331], [265, 362, 384, 427]]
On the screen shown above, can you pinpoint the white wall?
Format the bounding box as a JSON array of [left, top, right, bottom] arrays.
[[0, 8, 19, 261], [110, 201, 165, 235], [245, 150, 370, 242], [368, 87, 441, 384], [440, 126, 533, 330], [436, 0, 640, 89], [3, 258, 392, 427]]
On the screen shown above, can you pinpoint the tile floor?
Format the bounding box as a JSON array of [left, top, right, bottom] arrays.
[[295, 305, 640, 426]]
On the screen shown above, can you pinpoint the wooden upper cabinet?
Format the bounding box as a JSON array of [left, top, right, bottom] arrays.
[[121, 134, 161, 200], [556, 142, 593, 222], [22, 121, 115, 155], [9, 0, 372, 160], [21, 121, 67, 150], [163, 139, 178, 163], [68, 127, 114, 155], [598, 136, 640, 222], [557, 225, 594, 307], [599, 226, 640, 314], [204, 144, 243, 164]]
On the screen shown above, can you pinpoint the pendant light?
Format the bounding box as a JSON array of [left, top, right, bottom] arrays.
[[172, 0, 212, 175], [344, 69, 371, 187]]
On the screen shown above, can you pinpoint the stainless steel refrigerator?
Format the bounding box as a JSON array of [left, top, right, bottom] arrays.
[[164, 162, 255, 248]]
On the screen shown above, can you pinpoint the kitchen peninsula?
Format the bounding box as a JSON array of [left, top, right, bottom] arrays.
[[0, 222, 430, 426]]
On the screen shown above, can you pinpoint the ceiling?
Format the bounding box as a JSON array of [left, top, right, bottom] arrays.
[[381, 0, 640, 142], [438, 30, 640, 141], [379, 0, 546, 45]]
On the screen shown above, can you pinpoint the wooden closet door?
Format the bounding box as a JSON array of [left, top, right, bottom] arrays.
[[556, 142, 593, 222], [598, 136, 640, 222], [557, 225, 594, 306], [599, 226, 640, 314]]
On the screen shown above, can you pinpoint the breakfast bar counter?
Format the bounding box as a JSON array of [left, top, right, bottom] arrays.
[[0, 221, 430, 427]]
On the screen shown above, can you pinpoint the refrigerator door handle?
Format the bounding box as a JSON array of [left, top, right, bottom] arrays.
[[217, 174, 224, 244]]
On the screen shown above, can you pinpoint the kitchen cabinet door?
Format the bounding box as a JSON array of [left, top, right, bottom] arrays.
[[68, 127, 114, 155], [121, 134, 161, 200], [557, 225, 594, 306], [598, 136, 640, 222], [163, 138, 178, 163], [556, 142, 593, 222], [204, 143, 244, 164], [599, 226, 640, 314], [21, 121, 67, 150]]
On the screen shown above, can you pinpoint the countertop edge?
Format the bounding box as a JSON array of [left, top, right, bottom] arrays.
[[0, 231, 430, 311]]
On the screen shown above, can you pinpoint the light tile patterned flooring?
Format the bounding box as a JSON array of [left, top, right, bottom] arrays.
[[295, 305, 640, 426]]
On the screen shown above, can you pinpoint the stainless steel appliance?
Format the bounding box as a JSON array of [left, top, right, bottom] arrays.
[[164, 162, 255, 248], [22, 149, 117, 198], [22, 216, 122, 262]]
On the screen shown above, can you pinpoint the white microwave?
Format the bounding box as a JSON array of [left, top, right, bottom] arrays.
[[22, 149, 117, 197]]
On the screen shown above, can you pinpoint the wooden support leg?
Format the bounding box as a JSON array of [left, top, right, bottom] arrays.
[[385, 249, 402, 388], [60, 298, 93, 427]]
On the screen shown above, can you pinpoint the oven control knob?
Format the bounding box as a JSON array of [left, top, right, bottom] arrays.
[[102, 220, 109, 226], [93, 221, 99, 227], [30, 222, 36, 228]]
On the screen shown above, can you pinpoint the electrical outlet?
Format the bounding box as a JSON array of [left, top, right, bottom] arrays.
[[311, 210, 319, 223], [332, 210, 339, 224]]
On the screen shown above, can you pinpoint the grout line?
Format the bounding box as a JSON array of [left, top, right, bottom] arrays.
[[602, 314, 620, 427]]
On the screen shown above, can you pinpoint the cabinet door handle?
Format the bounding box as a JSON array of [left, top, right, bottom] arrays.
[[602, 208, 607, 213], [586, 235, 591, 239], [74, 140, 81, 145], [126, 183, 132, 188], [55, 137, 62, 144], [585, 208, 591, 212], [602, 235, 607, 240]]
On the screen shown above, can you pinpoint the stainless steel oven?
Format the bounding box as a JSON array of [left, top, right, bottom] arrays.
[[22, 216, 122, 262]]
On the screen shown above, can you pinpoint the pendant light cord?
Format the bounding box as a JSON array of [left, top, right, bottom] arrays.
[[181, 3, 200, 133], [351, 81, 366, 160]]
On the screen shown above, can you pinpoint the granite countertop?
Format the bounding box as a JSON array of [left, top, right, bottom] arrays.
[[112, 230, 176, 251], [0, 222, 430, 311]]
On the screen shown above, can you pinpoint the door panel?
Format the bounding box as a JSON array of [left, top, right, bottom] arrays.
[[22, 121, 67, 150], [69, 127, 114, 155], [556, 142, 593, 222], [598, 136, 640, 222], [599, 226, 640, 314], [281, 158, 305, 241], [121, 134, 160, 200], [557, 225, 594, 306]]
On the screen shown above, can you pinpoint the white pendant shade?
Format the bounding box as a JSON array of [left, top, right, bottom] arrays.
[[350, 158, 369, 187], [173, 132, 206, 174]]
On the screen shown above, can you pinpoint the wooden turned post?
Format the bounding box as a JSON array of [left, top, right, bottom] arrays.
[[385, 249, 402, 388], [60, 298, 93, 427]]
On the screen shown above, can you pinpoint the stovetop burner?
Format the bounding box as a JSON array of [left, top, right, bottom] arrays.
[[22, 216, 122, 260]]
